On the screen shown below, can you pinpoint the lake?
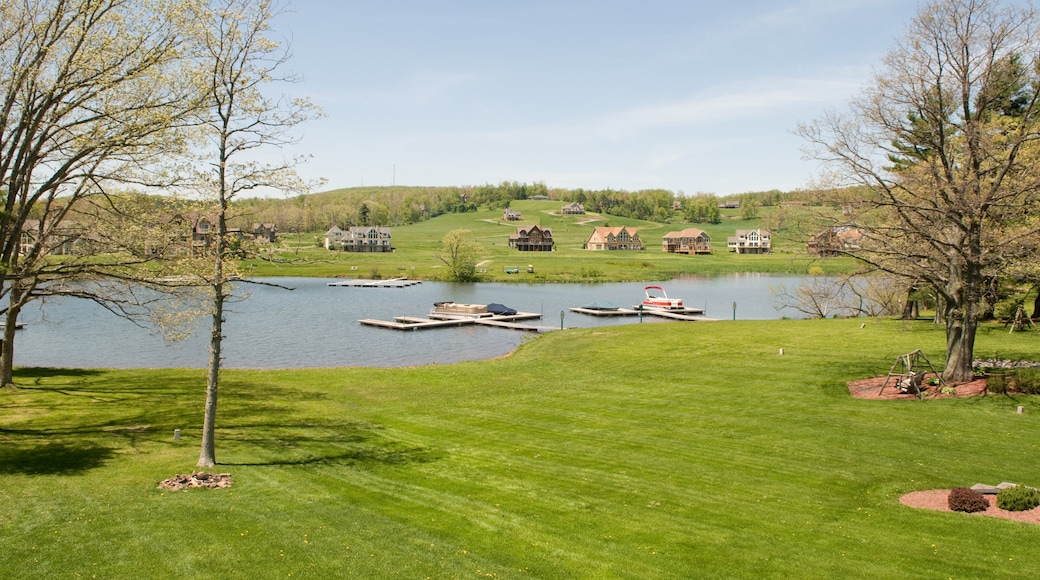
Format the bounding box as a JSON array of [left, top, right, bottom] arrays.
[[13, 274, 808, 369]]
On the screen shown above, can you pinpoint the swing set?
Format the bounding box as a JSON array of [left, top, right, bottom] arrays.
[[878, 349, 945, 399]]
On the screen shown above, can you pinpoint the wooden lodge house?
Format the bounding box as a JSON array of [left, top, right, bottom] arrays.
[[662, 228, 712, 254], [509, 225, 554, 251], [807, 226, 862, 256]]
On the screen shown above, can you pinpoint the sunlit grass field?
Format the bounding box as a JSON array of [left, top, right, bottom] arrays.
[[2, 317, 1039, 577], [246, 201, 858, 281]]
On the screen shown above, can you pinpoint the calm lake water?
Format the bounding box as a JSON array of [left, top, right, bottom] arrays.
[[14, 274, 808, 369]]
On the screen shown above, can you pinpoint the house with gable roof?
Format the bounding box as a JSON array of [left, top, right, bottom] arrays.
[[509, 225, 554, 251], [727, 229, 771, 254], [585, 226, 643, 251], [662, 228, 712, 254]]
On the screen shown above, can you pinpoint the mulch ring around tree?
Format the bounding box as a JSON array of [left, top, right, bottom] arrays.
[[158, 472, 233, 491], [846, 374, 988, 400]]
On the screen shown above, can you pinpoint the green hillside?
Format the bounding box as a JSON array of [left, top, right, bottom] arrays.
[[247, 200, 856, 281]]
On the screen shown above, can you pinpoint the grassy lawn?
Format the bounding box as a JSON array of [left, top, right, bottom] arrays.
[[245, 201, 859, 281], [2, 317, 1039, 577]]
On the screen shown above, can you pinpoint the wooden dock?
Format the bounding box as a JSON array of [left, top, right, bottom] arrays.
[[360, 311, 558, 332], [328, 277, 421, 288], [569, 306, 717, 322]]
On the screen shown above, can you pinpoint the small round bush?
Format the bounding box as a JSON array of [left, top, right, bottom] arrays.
[[996, 485, 1040, 512], [948, 487, 989, 513]]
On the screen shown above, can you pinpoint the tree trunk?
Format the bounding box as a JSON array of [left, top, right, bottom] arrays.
[[1, 307, 19, 386], [1033, 287, 1040, 319], [942, 300, 979, 383], [900, 287, 917, 319], [197, 281, 222, 468], [198, 212, 227, 467], [1, 284, 25, 386]]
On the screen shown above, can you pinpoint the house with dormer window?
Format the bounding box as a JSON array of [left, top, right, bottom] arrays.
[[585, 226, 643, 251], [662, 228, 712, 254], [727, 229, 771, 254], [509, 225, 554, 251], [325, 226, 392, 252]]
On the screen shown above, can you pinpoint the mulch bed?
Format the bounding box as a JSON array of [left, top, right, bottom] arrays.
[[900, 489, 1040, 525], [847, 374, 988, 400], [158, 472, 233, 491]]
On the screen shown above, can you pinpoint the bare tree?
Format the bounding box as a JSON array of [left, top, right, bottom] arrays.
[[0, 0, 198, 385], [189, 0, 320, 467], [798, 0, 1040, 381]]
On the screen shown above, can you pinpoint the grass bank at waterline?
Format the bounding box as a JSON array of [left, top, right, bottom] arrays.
[[2, 318, 1039, 577]]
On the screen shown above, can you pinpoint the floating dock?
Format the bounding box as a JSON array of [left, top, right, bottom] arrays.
[[328, 277, 421, 288], [569, 306, 717, 321], [360, 310, 558, 332]]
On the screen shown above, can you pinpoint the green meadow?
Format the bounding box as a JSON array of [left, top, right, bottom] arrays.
[[3, 317, 1039, 577], [247, 200, 858, 281]]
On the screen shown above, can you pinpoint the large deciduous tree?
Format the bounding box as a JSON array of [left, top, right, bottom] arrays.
[[0, 0, 197, 385], [799, 0, 1040, 382], [190, 0, 319, 467]]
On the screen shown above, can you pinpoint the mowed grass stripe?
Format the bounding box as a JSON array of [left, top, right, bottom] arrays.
[[2, 317, 1040, 577]]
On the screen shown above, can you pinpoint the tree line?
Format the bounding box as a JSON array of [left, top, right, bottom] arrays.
[[232, 183, 799, 233]]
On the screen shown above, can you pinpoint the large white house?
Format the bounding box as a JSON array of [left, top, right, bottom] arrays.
[[727, 229, 771, 254], [324, 226, 392, 252]]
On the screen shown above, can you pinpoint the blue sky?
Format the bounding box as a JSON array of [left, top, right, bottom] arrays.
[[272, 0, 921, 196]]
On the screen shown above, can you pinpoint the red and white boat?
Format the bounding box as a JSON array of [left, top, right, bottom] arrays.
[[641, 285, 684, 310]]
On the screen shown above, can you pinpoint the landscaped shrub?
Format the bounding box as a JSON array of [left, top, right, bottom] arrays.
[[987, 373, 1010, 394], [985, 369, 1040, 395], [996, 485, 1040, 511], [947, 487, 990, 513], [1013, 369, 1040, 395]]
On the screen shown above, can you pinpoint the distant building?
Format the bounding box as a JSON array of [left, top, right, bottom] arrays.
[[585, 226, 643, 251], [662, 228, 712, 254], [807, 226, 862, 256], [325, 226, 392, 252], [727, 229, 771, 254], [561, 201, 585, 215], [718, 200, 741, 209], [323, 226, 344, 250], [250, 223, 278, 243], [509, 225, 554, 251], [503, 208, 522, 221]]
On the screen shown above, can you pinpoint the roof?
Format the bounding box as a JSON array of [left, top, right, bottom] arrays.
[[663, 228, 709, 239]]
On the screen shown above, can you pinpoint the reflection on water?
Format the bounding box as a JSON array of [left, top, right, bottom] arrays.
[[15, 275, 807, 369]]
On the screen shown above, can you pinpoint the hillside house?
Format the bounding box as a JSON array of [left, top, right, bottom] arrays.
[[251, 223, 278, 243], [585, 226, 643, 251], [19, 219, 85, 257], [561, 201, 585, 215], [807, 227, 862, 256], [325, 226, 392, 252], [509, 225, 554, 251], [727, 229, 771, 254], [503, 208, 522, 221], [662, 228, 712, 254], [323, 226, 344, 250], [718, 200, 741, 209]]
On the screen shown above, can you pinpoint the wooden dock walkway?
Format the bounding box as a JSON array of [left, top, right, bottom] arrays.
[[569, 306, 717, 322], [328, 277, 421, 288], [360, 311, 557, 332]]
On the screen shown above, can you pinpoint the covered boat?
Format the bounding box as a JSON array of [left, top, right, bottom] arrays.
[[641, 285, 683, 310], [486, 303, 518, 315]]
